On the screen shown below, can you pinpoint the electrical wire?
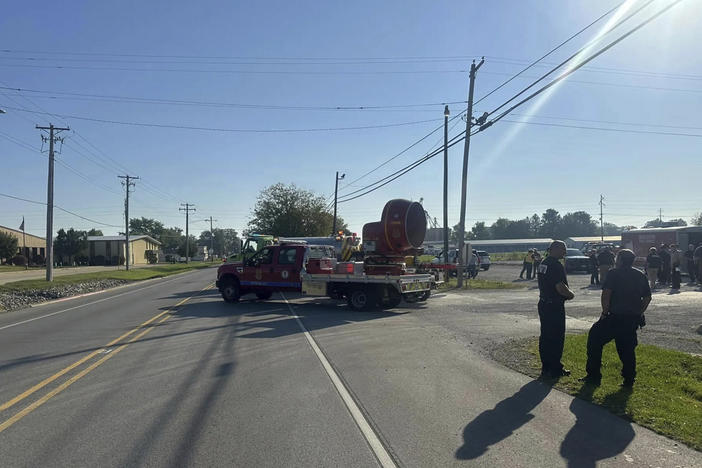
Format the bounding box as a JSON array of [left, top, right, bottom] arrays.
[[499, 119, 702, 138], [0, 192, 122, 227]]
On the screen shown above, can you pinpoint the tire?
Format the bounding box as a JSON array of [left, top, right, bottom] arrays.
[[403, 292, 421, 303], [418, 290, 431, 302], [256, 291, 273, 300], [378, 286, 402, 309], [220, 278, 240, 303], [347, 288, 375, 311]]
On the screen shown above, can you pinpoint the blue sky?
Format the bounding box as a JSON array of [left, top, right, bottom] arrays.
[[1, 0, 700, 238]]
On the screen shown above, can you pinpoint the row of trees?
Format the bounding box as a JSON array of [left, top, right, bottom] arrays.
[[451, 209, 695, 242], [129, 217, 240, 257]]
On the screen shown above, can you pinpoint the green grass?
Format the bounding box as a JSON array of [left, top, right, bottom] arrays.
[[519, 334, 702, 450], [439, 277, 525, 290], [0, 262, 214, 291], [0, 265, 43, 272]]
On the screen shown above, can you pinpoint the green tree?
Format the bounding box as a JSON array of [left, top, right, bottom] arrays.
[[692, 213, 702, 226], [602, 222, 621, 236], [129, 217, 165, 239], [490, 218, 531, 239], [54, 228, 87, 265], [178, 235, 199, 257], [470, 221, 491, 240], [247, 183, 348, 236], [87, 228, 103, 236], [539, 209, 562, 239], [160, 227, 183, 252], [560, 211, 597, 237], [198, 228, 240, 256], [0, 231, 19, 262], [528, 214, 541, 237], [643, 218, 687, 228]]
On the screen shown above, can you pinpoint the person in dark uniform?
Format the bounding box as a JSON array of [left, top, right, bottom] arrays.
[[537, 240, 575, 378], [658, 244, 671, 286], [581, 249, 651, 387], [685, 244, 696, 283], [588, 249, 599, 286]]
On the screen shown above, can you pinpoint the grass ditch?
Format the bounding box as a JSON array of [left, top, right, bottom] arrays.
[[0, 262, 214, 292], [496, 334, 702, 450], [439, 277, 525, 290]]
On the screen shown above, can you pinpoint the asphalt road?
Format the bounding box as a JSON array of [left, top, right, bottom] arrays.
[[1, 268, 700, 467]]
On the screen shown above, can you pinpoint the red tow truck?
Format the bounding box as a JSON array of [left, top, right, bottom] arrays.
[[215, 199, 434, 311]]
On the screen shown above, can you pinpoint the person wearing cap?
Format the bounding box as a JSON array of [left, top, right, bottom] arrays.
[[536, 240, 575, 379], [581, 249, 651, 387]]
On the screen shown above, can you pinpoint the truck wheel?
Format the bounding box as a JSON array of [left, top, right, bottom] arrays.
[[379, 286, 402, 309], [419, 290, 431, 302], [256, 291, 273, 300], [403, 292, 421, 303], [221, 279, 240, 303], [347, 288, 375, 311]]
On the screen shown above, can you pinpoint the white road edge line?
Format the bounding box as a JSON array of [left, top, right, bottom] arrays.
[[0, 272, 208, 332], [281, 293, 397, 468]]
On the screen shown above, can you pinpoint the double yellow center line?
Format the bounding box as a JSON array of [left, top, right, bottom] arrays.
[[0, 283, 214, 434]]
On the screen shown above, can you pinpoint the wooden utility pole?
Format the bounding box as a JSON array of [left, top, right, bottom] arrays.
[[333, 172, 345, 235], [456, 58, 484, 288], [443, 106, 450, 270], [207, 215, 217, 261], [599, 194, 605, 242], [36, 123, 69, 282], [118, 175, 139, 270], [179, 203, 196, 263]]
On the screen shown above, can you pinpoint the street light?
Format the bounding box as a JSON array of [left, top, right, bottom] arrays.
[[443, 106, 450, 272], [333, 172, 345, 235]]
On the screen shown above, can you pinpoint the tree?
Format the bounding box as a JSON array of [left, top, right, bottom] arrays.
[[178, 235, 199, 257], [560, 211, 597, 238], [528, 214, 541, 237], [129, 217, 165, 239], [450, 223, 466, 245], [87, 228, 103, 236], [643, 218, 687, 228], [247, 183, 348, 236], [539, 209, 561, 238], [0, 231, 19, 262], [198, 228, 240, 256], [602, 222, 621, 236], [490, 218, 531, 239], [54, 228, 87, 265], [470, 221, 490, 240], [692, 213, 702, 226], [160, 227, 183, 252]]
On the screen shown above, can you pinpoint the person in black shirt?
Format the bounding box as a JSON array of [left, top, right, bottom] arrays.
[[646, 247, 661, 290], [581, 249, 651, 387], [596, 248, 615, 284], [658, 244, 671, 286], [684, 244, 696, 283], [536, 240, 575, 378], [588, 250, 599, 286]]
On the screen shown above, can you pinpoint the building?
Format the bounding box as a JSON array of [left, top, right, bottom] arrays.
[[468, 238, 555, 253], [86, 235, 161, 266], [621, 226, 702, 259], [566, 236, 621, 250], [0, 225, 46, 262]]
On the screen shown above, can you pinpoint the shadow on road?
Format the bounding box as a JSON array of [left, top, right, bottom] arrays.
[[560, 385, 634, 468], [455, 380, 552, 460]]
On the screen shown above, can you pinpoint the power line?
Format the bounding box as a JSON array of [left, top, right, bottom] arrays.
[[0, 192, 121, 227], [0, 106, 442, 133], [499, 119, 702, 138], [484, 0, 684, 131]]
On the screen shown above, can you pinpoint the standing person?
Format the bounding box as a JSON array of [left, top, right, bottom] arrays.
[[532, 250, 542, 280], [685, 244, 696, 284], [695, 243, 702, 286], [519, 249, 533, 280], [589, 249, 600, 286], [646, 247, 661, 290], [597, 248, 615, 285], [581, 249, 651, 387], [658, 244, 671, 286], [536, 240, 575, 379], [670, 244, 682, 291]]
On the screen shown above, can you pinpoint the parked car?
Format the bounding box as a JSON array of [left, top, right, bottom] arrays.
[[565, 248, 591, 274], [476, 250, 491, 270]]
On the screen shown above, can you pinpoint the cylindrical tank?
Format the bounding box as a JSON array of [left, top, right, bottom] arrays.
[[362, 199, 426, 254]]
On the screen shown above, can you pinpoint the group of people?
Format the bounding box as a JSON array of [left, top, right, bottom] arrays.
[[537, 241, 650, 387], [645, 243, 702, 291], [518, 248, 543, 280]]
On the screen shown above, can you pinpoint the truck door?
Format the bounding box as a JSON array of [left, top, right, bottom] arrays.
[[273, 246, 303, 291], [241, 246, 276, 289]]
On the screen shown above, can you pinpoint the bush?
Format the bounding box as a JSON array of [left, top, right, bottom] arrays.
[[145, 250, 158, 264], [11, 255, 27, 266]]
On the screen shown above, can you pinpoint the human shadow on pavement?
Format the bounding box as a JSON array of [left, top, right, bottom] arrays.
[[455, 380, 552, 460], [560, 384, 634, 468]]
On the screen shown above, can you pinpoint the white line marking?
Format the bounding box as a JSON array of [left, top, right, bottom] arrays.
[[281, 293, 397, 468], [0, 272, 209, 332]]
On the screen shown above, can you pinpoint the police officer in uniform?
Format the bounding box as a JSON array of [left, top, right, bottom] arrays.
[[537, 240, 575, 378], [581, 249, 651, 387]]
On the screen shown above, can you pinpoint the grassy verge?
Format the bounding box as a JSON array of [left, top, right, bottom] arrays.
[[439, 277, 525, 290], [0, 265, 43, 272], [0, 262, 214, 291], [502, 334, 702, 450]]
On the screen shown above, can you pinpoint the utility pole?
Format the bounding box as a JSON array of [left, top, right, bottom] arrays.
[[332, 172, 345, 235], [36, 123, 69, 282], [179, 203, 196, 263], [456, 58, 484, 288], [206, 215, 217, 261], [118, 175, 139, 270], [659, 208, 663, 224], [443, 105, 450, 271], [599, 194, 605, 243]]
